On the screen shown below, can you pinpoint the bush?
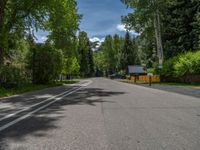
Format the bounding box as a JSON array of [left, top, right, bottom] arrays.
[[0, 65, 28, 88], [27, 44, 64, 84], [161, 50, 200, 77], [161, 57, 177, 77], [174, 51, 200, 76]]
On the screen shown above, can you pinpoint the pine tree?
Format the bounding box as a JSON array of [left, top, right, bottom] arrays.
[[162, 0, 200, 58], [121, 32, 140, 72]]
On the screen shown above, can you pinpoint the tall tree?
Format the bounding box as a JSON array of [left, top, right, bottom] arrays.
[[121, 0, 166, 65], [162, 0, 200, 58], [113, 34, 124, 71], [0, 0, 80, 66], [78, 31, 94, 77], [100, 35, 116, 74], [87, 42, 94, 77], [121, 32, 139, 72]]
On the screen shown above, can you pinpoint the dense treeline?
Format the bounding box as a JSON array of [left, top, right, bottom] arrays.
[[121, 0, 200, 66], [94, 0, 200, 81], [0, 0, 200, 87], [94, 32, 140, 76], [0, 0, 94, 88], [116, 0, 200, 81]]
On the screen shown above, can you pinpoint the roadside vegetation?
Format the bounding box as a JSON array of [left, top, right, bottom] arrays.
[[94, 0, 200, 84], [0, 0, 200, 97], [0, 0, 94, 97], [0, 79, 80, 98]]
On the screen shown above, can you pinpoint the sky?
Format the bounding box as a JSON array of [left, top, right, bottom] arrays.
[[77, 0, 136, 43], [36, 0, 135, 43]]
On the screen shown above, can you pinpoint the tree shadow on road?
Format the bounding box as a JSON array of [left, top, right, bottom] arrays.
[[0, 87, 125, 150], [0, 85, 80, 116]]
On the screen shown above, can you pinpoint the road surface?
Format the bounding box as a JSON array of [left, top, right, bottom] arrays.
[[0, 78, 200, 150]]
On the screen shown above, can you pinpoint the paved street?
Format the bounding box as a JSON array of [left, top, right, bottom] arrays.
[[0, 78, 200, 150]]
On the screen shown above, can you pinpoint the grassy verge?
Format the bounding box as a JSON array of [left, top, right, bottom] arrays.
[[0, 79, 80, 98], [118, 79, 200, 88], [159, 82, 200, 87]]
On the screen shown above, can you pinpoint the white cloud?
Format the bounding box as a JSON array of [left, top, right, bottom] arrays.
[[117, 24, 126, 32], [89, 37, 105, 51], [90, 37, 105, 43], [116, 24, 140, 36]]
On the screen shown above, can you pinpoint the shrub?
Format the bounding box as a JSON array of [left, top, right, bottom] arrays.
[[161, 50, 200, 77], [174, 51, 200, 76], [0, 65, 28, 88], [161, 57, 177, 77], [27, 44, 64, 84]]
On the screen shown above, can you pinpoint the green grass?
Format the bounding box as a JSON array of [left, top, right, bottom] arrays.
[[119, 79, 200, 88], [0, 79, 80, 98], [56, 79, 80, 84], [159, 82, 200, 87]]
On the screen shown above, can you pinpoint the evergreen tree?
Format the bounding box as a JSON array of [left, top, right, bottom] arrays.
[[163, 0, 200, 58], [121, 32, 139, 72]]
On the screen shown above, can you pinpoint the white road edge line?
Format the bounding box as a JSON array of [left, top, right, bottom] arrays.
[[0, 81, 90, 122], [0, 81, 92, 132]]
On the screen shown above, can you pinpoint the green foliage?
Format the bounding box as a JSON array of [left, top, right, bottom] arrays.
[[0, 79, 80, 98], [162, 0, 200, 58], [161, 50, 200, 77], [121, 0, 200, 65], [27, 44, 64, 84], [100, 35, 115, 74], [77, 31, 94, 77], [0, 0, 80, 89], [93, 51, 107, 76], [96, 33, 140, 75], [121, 32, 140, 72], [174, 51, 200, 76], [0, 65, 28, 88], [0, 83, 61, 98], [147, 68, 156, 74], [63, 57, 80, 75], [161, 57, 177, 77]]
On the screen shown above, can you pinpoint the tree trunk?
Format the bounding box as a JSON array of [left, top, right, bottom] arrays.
[[154, 11, 164, 66]]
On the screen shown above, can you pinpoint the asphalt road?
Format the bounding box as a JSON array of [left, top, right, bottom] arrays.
[[0, 78, 200, 150]]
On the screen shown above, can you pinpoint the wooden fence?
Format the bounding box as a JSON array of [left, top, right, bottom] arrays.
[[130, 75, 160, 83]]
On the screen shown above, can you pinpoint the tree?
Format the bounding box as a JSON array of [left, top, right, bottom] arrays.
[[0, 0, 80, 66], [87, 40, 94, 77], [113, 34, 124, 71], [121, 0, 166, 65], [77, 31, 94, 77], [93, 51, 106, 77], [121, 32, 139, 72], [162, 0, 200, 58], [100, 35, 116, 74], [27, 44, 64, 84], [0, 0, 80, 86]]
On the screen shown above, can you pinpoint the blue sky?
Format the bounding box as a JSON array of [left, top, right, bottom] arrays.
[[77, 0, 133, 42], [36, 0, 134, 43]]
